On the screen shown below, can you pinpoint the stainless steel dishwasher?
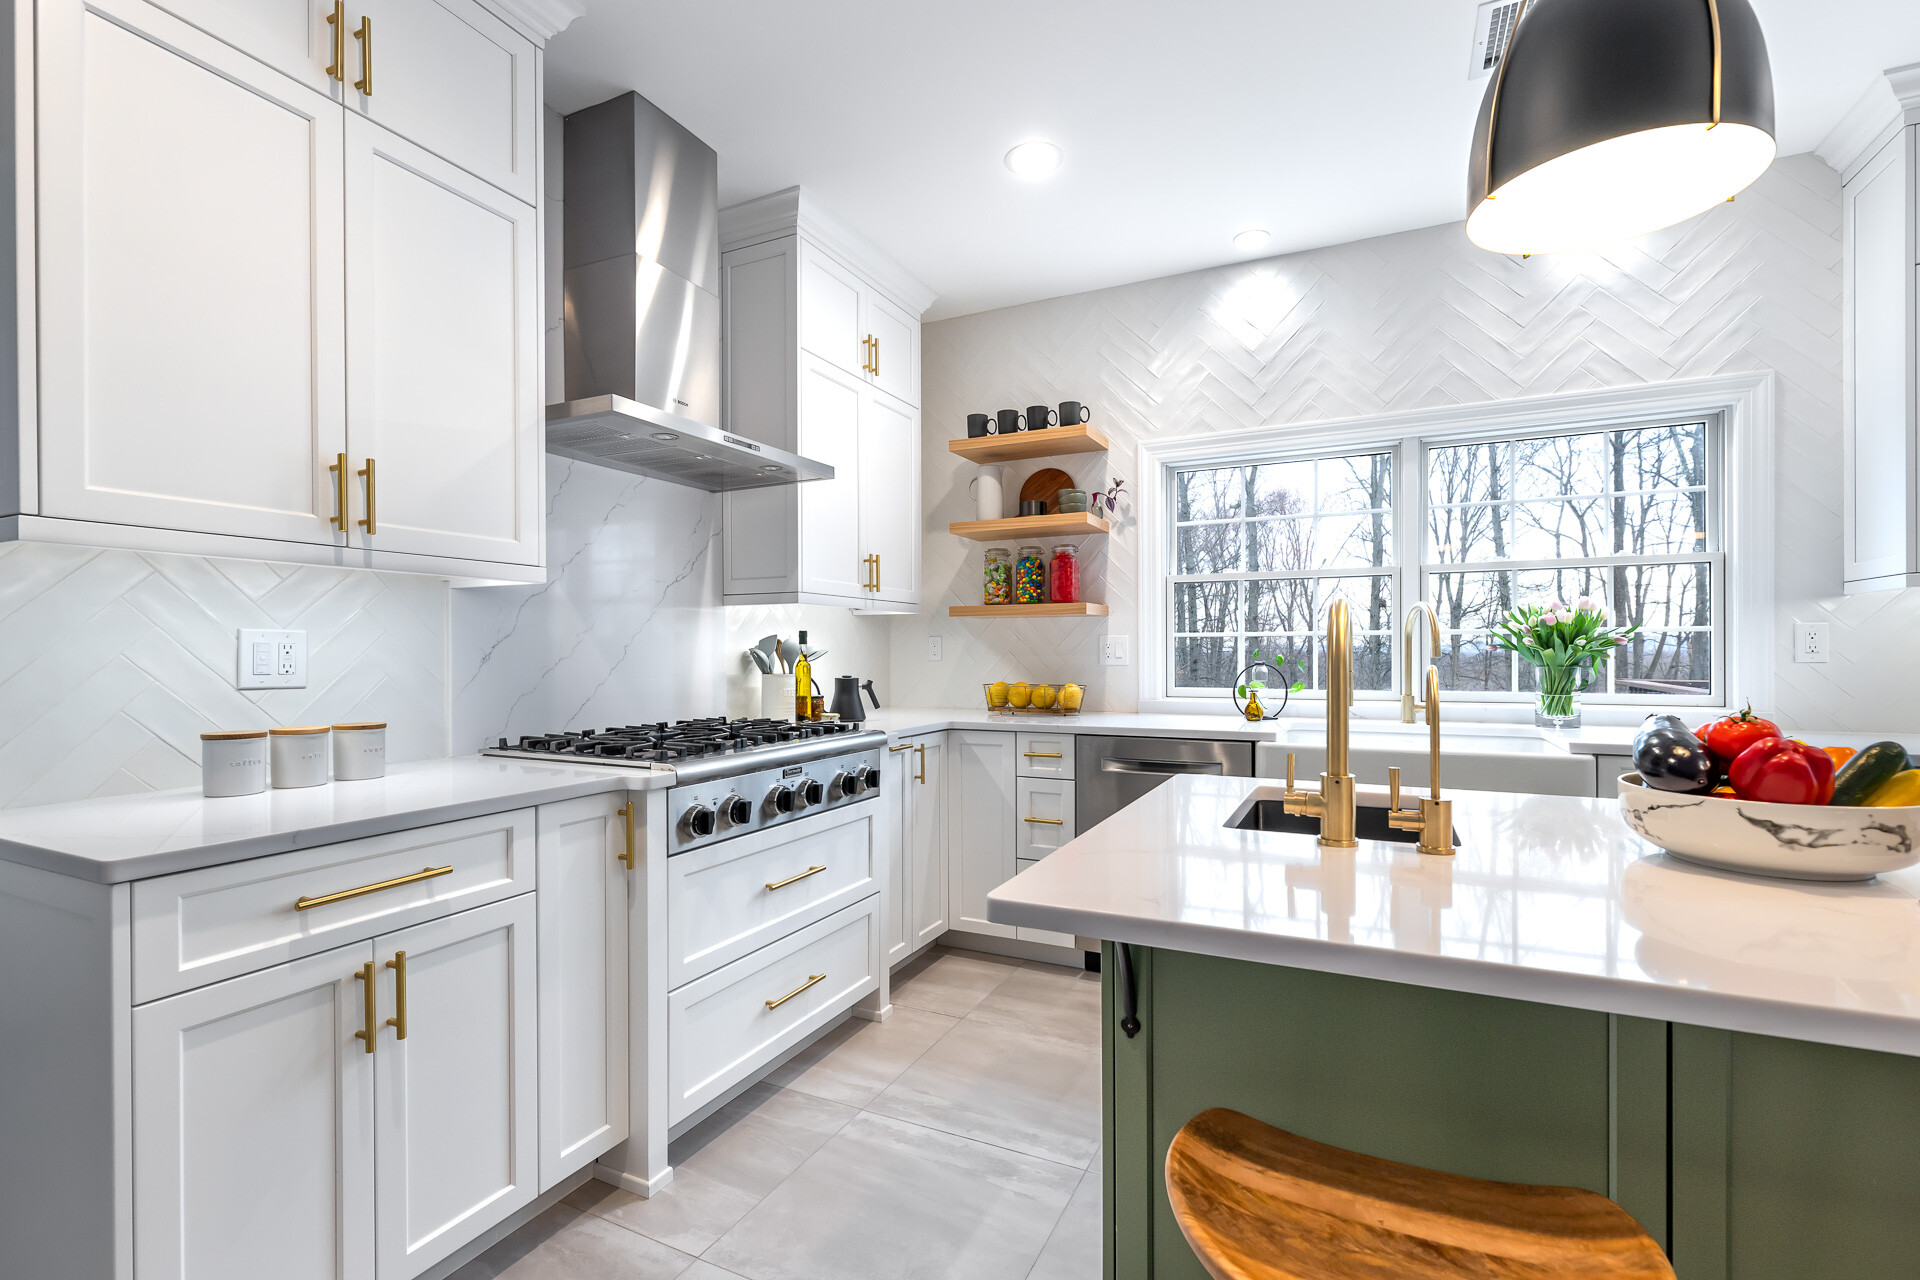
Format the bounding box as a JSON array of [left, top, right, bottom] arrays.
[[1075, 736, 1255, 829]]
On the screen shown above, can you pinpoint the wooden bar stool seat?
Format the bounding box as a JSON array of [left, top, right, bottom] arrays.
[[1165, 1109, 1674, 1280]]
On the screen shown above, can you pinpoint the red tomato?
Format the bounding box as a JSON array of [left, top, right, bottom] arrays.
[[1728, 737, 1836, 805], [1702, 707, 1783, 764]]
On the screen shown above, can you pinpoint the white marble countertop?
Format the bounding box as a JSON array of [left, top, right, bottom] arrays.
[[864, 707, 1281, 742], [988, 775, 1920, 1058], [0, 756, 673, 884]]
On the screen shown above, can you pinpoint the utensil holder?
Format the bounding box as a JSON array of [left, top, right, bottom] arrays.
[[762, 674, 795, 720]]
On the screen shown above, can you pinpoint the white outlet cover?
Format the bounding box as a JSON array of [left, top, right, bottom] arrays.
[[928, 636, 944, 662], [237, 629, 308, 689], [1793, 622, 1830, 664], [1102, 635, 1131, 667]]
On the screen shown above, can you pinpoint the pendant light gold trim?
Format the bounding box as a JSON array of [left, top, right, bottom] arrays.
[[1482, 0, 1531, 200], [1707, 0, 1722, 127]]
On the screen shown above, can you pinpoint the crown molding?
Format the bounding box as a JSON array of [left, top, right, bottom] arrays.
[[719, 186, 938, 317], [487, 0, 584, 42], [1819, 62, 1920, 183]]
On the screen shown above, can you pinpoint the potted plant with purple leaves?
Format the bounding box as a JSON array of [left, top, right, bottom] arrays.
[[1092, 479, 1127, 518], [1490, 597, 1637, 729]]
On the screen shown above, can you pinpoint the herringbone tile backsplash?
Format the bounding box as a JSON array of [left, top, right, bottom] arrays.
[[891, 154, 1912, 733], [0, 543, 448, 807]]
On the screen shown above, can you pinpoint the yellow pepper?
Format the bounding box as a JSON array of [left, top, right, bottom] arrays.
[[1864, 769, 1920, 808]]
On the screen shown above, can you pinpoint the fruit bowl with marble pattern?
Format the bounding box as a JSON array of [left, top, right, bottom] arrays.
[[1618, 773, 1920, 882]]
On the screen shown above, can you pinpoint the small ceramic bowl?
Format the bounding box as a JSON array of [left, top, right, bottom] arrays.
[[1617, 772, 1920, 881], [1057, 488, 1089, 513]]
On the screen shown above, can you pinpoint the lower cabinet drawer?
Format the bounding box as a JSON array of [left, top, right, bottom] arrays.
[[667, 894, 880, 1125], [1017, 732, 1074, 779], [1013, 858, 1077, 950], [667, 802, 879, 989], [131, 809, 535, 1003]]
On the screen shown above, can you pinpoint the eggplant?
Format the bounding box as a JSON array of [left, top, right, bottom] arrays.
[[1632, 714, 1716, 794]]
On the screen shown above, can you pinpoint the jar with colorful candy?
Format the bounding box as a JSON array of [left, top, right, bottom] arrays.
[[1048, 545, 1080, 604], [1014, 545, 1047, 604], [983, 547, 1012, 605]]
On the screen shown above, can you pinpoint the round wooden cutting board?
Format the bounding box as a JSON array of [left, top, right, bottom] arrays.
[[1019, 468, 1077, 514]]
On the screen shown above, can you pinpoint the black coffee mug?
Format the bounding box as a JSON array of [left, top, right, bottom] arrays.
[[1059, 401, 1091, 425], [966, 413, 994, 438], [995, 408, 1025, 434], [1026, 404, 1058, 430]]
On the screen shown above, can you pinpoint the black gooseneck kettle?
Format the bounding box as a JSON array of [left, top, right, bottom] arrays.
[[829, 676, 880, 722]]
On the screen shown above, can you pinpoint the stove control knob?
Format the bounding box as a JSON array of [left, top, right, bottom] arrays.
[[860, 766, 882, 792], [721, 795, 753, 827], [799, 779, 825, 808], [830, 770, 855, 799], [683, 804, 716, 838], [768, 785, 796, 814]]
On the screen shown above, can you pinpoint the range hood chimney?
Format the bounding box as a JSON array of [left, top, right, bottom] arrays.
[[546, 92, 831, 491]]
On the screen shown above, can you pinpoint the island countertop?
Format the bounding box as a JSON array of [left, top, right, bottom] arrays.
[[987, 775, 1920, 1058]]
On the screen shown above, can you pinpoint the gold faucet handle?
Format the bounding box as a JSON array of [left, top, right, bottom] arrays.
[[1388, 766, 1402, 811]]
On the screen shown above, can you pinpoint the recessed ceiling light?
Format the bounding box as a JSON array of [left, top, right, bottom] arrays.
[[1004, 140, 1062, 179], [1232, 228, 1272, 254]]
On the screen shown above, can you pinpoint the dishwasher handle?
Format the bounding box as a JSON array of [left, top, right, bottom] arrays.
[[1098, 758, 1227, 777]]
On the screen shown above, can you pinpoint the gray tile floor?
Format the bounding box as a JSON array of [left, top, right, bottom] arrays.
[[451, 948, 1103, 1280]]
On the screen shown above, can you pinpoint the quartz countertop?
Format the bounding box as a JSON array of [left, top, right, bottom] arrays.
[[0, 756, 673, 884], [987, 775, 1920, 1058], [863, 707, 1280, 742]]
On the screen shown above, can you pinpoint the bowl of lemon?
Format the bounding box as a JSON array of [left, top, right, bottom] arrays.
[[983, 680, 1086, 716]]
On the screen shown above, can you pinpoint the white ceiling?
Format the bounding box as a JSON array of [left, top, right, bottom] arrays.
[[543, 1, 1920, 321]]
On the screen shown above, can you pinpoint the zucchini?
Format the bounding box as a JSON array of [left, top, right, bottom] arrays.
[[1831, 740, 1910, 806]]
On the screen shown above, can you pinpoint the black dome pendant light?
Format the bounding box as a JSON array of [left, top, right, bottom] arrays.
[[1467, 0, 1776, 256]]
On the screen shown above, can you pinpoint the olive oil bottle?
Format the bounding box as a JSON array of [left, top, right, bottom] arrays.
[[793, 631, 812, 721]]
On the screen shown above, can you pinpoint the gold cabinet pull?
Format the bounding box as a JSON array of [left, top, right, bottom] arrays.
[[357, 458, 376, 533], [325, 1, 346, 81], [888, 743, 914, 752], [873, 554, 881, 592], [617, 800, 636, 870], [296, 864, 452, 912], [766, 864, 827, 892], [353, 961, 377, 1053], [353, 15, 372, 95], [766, 972, 826, 1011], [915, 742, 926, 784], [1023, 751, 1064, 759], [861, 335, 874, 375], [384, 950, 407, 1040], [329, 451, 349, 531], [1024, 816, 1065, 825], [872, 335, 880, 378]]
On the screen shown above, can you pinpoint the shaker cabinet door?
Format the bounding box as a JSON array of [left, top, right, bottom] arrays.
[[145, 0, 347, 94], [798, 240, 867, 378], [858, 386, 920, 606], [908, 733, 949, 948], [37, 0, 349, 544], [796, 352, 867, 601], [947, 730, 1016, 938], [862, 288, 919, 406], [133, 942, 377, 1280], [345, 116, 541, 566]]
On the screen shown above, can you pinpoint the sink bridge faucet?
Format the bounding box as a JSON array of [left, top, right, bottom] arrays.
[[1282, 597, 1358, 848], [1388, 602, 1453, 857]]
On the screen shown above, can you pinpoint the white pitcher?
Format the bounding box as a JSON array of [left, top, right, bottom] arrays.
[[969, 465, 1006, 522]]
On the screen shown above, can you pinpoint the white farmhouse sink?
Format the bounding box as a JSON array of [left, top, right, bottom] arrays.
[[1257, 722, 1595, 796]]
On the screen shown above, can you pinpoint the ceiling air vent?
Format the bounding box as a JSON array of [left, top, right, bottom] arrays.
[[1469, 0, 1524, 80]]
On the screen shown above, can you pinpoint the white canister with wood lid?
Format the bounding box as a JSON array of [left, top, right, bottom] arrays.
[[201, 730, 269, 797], [331, 722, 387, 780], [269, 726, 331, 788]]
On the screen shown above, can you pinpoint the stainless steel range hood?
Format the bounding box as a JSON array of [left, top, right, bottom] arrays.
[[547, 92, 832, 492]]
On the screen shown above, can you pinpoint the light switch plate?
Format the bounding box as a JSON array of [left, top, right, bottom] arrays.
[[927, 636, 944, 662], [1102, 635, 1131, 667], [1792, 622, 1829, 664], [237, 629, 307, 689]]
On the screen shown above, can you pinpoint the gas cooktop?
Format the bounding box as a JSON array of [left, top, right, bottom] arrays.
[[482, 716, 887, 786]]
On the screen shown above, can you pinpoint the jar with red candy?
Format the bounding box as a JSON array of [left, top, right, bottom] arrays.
[[1048, 545, 1080, 604]]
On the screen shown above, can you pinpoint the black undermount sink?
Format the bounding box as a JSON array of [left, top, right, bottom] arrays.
[[1228, 799, 1460, 848]]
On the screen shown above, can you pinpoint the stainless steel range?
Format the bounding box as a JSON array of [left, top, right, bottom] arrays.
[[484, 717, 886, 853]]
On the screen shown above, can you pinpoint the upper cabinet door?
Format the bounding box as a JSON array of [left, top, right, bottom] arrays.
[[352, 0, 538, 205], [859, 387, 920, 606], [796, 353, 867, 601], [863, 289, 919, 407], [145, 0, 346, 95], [798, 240, 866, 378], [37, 0, 349, 544], [345, 116, 541, 566]]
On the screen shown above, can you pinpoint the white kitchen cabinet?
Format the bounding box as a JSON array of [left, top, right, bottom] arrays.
[[947, 730, 1017, 939], [1014, 779, 1076, 951], [373, 893, 537, 1280], [720, 189, 935, 611], [1016, 731, 1075, 780], [1829, 72, 1920, 593], [885, 733, 947, 966], [349, 0, 540, 205], [345, 115, 542, 566], [535, 795, 630, 1191], [133, 941, 377, 1280], [145, 0, 347, 95]]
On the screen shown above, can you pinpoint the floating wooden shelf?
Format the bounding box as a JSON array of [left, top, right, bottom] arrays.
[[947, 424, 1110, 464], [949, 602, 1110, 618], [949, 512, 1110, 541]]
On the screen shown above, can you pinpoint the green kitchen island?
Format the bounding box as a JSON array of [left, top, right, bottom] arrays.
[[987, 775, 1920, 1280]]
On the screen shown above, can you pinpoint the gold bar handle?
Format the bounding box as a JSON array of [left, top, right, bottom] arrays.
[[296, 864, 452, 912], [872, 336, 879, 378], [357, 458, 376, 533], [915, 742, 926, 784], [765, 864, 827, 892], [617, 800, 636, 870], [353, 15, 372, 95], [766, 972, 826, 1011], [329, 451, 348, 532], [1023, 751, 1063, 759], [888, 743, 914, 753], [384, 950, 407, 1040], [873, 554, 880, 592], [1023, 816, 1064, 825], [353, 961, 376, 1054], [325, 1, 346, 82]]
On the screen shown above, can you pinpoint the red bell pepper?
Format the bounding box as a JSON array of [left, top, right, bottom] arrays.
[[1728, 737, 1836, 806]]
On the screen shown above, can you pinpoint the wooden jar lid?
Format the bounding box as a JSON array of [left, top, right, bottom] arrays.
[[269, 725, 331, 736], [200, 729, 268, 741], [331, 722, 388, 731]]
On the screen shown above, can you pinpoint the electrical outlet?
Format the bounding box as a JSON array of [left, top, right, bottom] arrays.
[[237, 629, 307, 689], [927, 636, 944, 662], [1792, 622, 1829, 664], [1101, 635, 1131, 667]]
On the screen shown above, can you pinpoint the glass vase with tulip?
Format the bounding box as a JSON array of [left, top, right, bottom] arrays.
[[1490, 598, 1638, 730]]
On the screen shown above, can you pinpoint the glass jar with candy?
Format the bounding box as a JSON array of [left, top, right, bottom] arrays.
[[1014, 545, 1047, 604]]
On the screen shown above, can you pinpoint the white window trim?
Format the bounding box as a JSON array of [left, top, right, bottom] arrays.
[[1136, 372, 1776, 724]]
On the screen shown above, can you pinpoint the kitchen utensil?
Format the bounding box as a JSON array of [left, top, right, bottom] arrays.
[[996, 408, 1025, 434], [269, 726, 330, 789], [966, 413, 995, 438], [804, 647, 827, 664], [1057, 488, 1090, 513], [969, 464, 1006, 522], [829, 675, 881, 722], [1059, 400, 1091, 425], [780, 638, 801, 677], [200, 730, 268, 797], [1026, 404, 1058, 430], [1018, 500, 1047, 517], [748, 646, 774, 674], [755, 636, 781, 672], [1020, 468, 1076, 514], [1617, 772, 1920, 881], [331, 722, 387, 781]]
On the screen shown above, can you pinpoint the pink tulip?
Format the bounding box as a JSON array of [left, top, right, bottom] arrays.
[[1576, 596, 1594, 611], [1541, 611, 1559, 626], [1549, 600, 1567, 612]]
